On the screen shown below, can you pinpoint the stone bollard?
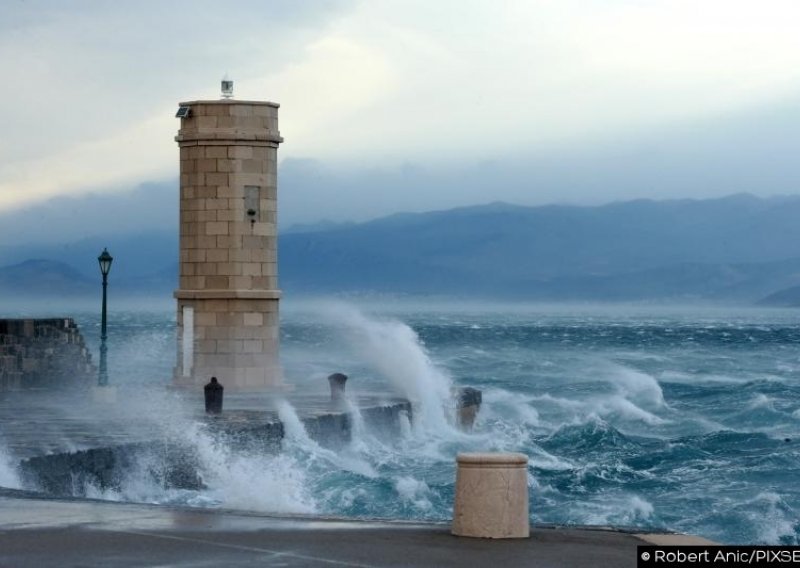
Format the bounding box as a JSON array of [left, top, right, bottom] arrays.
[[327, 372, 348, 402], [455, 387, 482, 430], [204, 377, 224, 414], [452, 452, 529, 539]]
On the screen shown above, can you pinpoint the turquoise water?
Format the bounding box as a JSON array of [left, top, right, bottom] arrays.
[[3, 301, 800, 544]]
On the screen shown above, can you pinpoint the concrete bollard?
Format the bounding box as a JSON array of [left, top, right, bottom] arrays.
[[455, 387, 482, 430], [204, 377, 224, 414], [452, 452, 529, 539], [327, 372, 348, 402]]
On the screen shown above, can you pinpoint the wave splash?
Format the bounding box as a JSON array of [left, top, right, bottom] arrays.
[[6, 305, 800, 545], [323, 305, 457, 435]]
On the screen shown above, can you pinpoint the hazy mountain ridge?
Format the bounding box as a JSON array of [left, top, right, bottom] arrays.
[[3, 194, 800, 304], [279, 194, 800, 302], [0, 259, 96, 297]]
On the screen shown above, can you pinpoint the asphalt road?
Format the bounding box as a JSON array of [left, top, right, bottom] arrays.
[[0, 491, 708, 568]]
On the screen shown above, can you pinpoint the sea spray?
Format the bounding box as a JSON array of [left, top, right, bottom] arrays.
[[748, 393, 775, 410], [571, 493, 656, 526], [398, 410, 412, 438], [746, 492, 798, 545], [10, 305, 800, 543], [73, 416, 318, 513], [186, 420, 318, 514], [276, 399, 377, 478], [276, 398, 317, 445], [343, 396, 371, 453], [394, 476, 433, 512], [469, 389, 541, 451], [0, 441, 20, 489], [598, 363, 666, 410], [322, 304, 456, 434]]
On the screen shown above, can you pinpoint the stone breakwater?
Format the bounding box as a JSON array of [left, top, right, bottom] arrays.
[[0, 319, 95, 390], [18, 401, 412, 497]]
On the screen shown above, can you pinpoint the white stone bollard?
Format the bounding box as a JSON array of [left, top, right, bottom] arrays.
[[452, 452, 529, 539]]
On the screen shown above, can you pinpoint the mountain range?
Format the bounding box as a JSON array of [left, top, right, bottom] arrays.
[[3, 194, 800, 305]]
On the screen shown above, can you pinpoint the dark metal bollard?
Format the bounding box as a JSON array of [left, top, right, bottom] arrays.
[[328, 373, 348, 402], [456, 387, 482, 430], [204, 376, 224, 414]]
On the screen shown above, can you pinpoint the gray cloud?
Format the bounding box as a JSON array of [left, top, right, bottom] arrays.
[[2, 93, 799, 250], [2, 1, 800, 235], [0, 0, 354, 173], [279, 95, 800, 224], [0, 181, 176, 246]]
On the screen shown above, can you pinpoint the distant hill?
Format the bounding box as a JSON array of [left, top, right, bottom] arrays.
[[757, 284, 800, 307], [4, 194, 800, 303], [0, 259, 95, 297], [0, 231, 178, 299], [282, 219, 357, 234], [279, 194, 800, 302]]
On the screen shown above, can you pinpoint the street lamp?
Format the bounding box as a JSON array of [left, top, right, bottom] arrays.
[[97, 248, 113, 386]]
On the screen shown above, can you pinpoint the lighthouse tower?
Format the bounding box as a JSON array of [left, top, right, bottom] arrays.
[[173, 80, 283, 389]]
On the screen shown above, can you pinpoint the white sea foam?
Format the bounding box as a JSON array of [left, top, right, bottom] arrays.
[[530, 393, 585, 412], [576, 494, 655, 526], [398, 409, 413, 438], [277, 399, 377, 479], [628, 495, 656, 519], [745, 492, 797, 545], [343, 396, 371, 453], [481, 389, 540, 427], [466, 389, 546, 451], [187, 416, 318, 513], [87, 417, 319, 514], [748, 394, 775, 411], [597, 396, 667, 426], [531, 390, 666, 427], [394, 476, 433, 512], [658, 371, 744, 385], [528, 445, 575, 471], [603, 365, 665, 409]]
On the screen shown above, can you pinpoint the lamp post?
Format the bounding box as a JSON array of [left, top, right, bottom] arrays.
[[97, 248, 113, 386]]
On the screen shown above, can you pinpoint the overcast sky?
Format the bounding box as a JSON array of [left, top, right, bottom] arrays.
[[2, 0, 800, 241]]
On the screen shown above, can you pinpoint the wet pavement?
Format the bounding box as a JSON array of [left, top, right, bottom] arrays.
[[0, 489, 704, 568]]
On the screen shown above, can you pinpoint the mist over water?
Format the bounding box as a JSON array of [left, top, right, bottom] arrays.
[[0, 441, 20, 489], [2, 301, 800, 544]]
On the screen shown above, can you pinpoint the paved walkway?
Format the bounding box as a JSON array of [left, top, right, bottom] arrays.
[[0, 490, 712, 568]]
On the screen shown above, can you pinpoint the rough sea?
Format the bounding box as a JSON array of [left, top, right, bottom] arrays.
[[2, 300, 799, 545]]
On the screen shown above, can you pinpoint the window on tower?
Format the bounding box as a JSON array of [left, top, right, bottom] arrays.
[[244, 186, 261, 221]]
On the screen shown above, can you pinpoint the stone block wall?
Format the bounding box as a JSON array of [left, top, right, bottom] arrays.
[[0, 319, 95, 390]]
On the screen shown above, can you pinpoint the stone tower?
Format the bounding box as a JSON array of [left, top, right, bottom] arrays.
[[173, 87, 283, 389]]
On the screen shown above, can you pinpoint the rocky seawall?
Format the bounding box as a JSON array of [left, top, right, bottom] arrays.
[[18, 401, 412, 497], [0, 319, 95, 390]]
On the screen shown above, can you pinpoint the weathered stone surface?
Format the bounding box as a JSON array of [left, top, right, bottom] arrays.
[[0, 319, 94, 391], [452, 453, 529, 539], [19, 441, 202, 496], [175, 99, 283, 389]]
